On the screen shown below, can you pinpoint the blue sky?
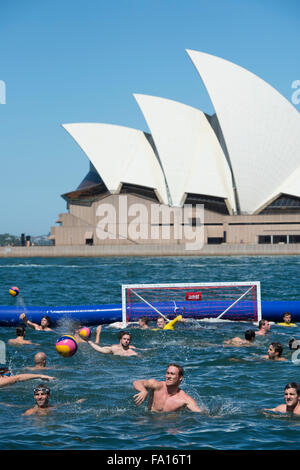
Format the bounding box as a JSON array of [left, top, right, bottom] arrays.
[[0, 0, 299, 236]]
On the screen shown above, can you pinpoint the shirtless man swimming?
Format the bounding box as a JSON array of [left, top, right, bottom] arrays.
[[224, 329, 255, 347], [133, 363, 204, 412], [22, 383, 54, 416], [8, 326, 40, 346], [264, 382, 300, 415], [86, 325, 138, 356], [137, 317, 150, 329], [19, 313, 53, 331], [22, 384, 85, 416], [256, 319, 271, 336], [25, 352, 47, 370], [262, 342, 287, 361]]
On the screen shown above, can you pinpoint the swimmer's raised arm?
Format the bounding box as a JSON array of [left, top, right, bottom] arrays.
[[87, 340, 113, 354], [133, 378, 160, 406], [95, 325, 102, 345], [19, 313, 38, 330]]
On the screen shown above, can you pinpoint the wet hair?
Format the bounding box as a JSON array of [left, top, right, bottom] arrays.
[[245, 329, 255, 341], [139, 316, 149, 324], [283, 312, 291, 319], [259, 319, 267, 329], [285, 382, 300, 396], [42, 316, 51, 326], [168, 363, 184, 378], [16, 325, 26, 337], [118, 330, 131, 340], [270, 342, 283, 357]]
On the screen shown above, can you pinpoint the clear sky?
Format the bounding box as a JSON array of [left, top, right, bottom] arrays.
[[0, 0, 299, 236]]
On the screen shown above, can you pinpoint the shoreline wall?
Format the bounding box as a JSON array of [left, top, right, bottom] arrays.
[[1, 243, 300, 257]]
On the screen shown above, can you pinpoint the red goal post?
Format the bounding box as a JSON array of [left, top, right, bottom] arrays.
[[122, 281, 261, 326]]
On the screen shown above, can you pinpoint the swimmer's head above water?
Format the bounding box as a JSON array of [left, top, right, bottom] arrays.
[[33, 383, 50, 408], [245, 329, 255, 342]]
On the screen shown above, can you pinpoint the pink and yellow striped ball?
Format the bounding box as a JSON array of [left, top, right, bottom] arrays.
[[9, 286, 20, 297], [79, 327, 91, 340], [56, 335, 78, 358]]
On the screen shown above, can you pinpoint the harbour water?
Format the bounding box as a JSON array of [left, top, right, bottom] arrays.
[[0, 256, 300, 451]]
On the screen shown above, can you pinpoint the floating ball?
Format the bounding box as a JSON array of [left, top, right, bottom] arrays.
[[9, 286, 20, 297], [79, 327, 91, 340], [56, 335, 78, 358]]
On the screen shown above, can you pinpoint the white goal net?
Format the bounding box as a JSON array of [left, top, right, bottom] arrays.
[[122, 281, 261, 326]]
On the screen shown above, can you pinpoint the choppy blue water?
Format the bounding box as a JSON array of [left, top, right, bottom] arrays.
[[0, 256, 300, 450]]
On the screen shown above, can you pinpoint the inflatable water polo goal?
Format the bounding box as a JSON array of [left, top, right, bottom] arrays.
[[0, 282, 300, 327]]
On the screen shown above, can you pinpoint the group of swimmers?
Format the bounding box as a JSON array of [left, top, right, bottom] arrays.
[[0, 310, 299, 415]]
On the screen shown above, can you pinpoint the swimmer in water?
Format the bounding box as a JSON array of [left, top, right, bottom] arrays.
[[0, 369, 56, 388], [224, 329, 256, 347], [22, 384, 85, 416], [277, 312, 297, 328], [19, 313, 53, 331], [152, 314, 186, 331], [256, 319, 271, 336], [8, 326, 40, 346], [85, 325, 138, 356], [137, 317, 150, 329], [262, 342, 287, 361], [264, 382, 300, 415], [25, 352, 47, 370], [22, 383, 53, 415], [133, 363, 205, 412]]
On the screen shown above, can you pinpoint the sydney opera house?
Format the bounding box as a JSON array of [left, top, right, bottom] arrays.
[[50, 50, 300, 248]]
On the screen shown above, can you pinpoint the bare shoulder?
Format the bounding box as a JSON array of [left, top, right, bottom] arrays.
[[22, 407, 36, 416], [180, 389, 194, 400], [272, 404, 286, 413], [147, 378, 163, 390]]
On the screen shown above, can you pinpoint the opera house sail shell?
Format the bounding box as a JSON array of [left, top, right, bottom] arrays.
[[62, 123, 169, 205], [133, 94, 236, 214], [186, 50, 300, 215], [50, 50, 300, 248]]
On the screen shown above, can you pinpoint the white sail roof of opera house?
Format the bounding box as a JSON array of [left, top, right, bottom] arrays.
[[62, 123, 169, 204], [134, 94, 236, 212], [186, 49, 300, 214]]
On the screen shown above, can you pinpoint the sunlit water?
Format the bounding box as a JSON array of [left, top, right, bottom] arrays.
[[0, 256, 300, 450]]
